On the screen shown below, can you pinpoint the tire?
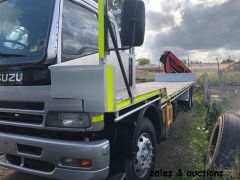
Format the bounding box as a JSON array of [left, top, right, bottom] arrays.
[[125, 117, 156, 180], [178, 88, 193, 112], [206, 113, 240, 168], [187, 88, 193, 108]]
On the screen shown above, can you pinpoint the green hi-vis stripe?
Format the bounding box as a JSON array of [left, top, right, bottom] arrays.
[[106, 65, 114, 112], [116, 99, 131, 110], [98, 0, 105, 59], [92, 114, 104, 123], [116, 90, 162, 110], [135, 90, 161, 103]]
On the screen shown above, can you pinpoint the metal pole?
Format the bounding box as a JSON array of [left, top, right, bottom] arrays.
[[107, 13, 133, 99], [216, 58, 220, 80], [114, 97, 161, 122], [219, 70, 223, 104], [229, 56, 231, 68]]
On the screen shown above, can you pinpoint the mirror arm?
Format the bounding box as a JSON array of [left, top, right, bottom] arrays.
[[106, 14, 133, 100], [108, 46, 131, 51]]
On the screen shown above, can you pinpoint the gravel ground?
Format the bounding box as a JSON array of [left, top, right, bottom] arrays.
[[0, 155, 14, 180], [0, 106, 197, 180]]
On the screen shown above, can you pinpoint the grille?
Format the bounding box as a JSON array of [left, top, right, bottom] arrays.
[[24, 158, 55, 172], [17, 144, 43, 156], [0, 101, 44, 111], [0, 112, 43, 125], [6, 154, 55, 172]]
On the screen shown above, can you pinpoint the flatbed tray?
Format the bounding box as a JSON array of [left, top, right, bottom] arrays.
[[116, 81, 194, 110]]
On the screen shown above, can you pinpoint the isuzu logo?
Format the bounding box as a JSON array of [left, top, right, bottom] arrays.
[[0, 73, 23, 83]]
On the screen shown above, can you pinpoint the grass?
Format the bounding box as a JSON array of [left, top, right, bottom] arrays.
[[196, 71, 220, 86], [136, 70, 156, 83], [173, 92, 224, 179], [187, 93, 240, 180], [220, 71, 240, 86], [205, 102, 224, 137], [171, 92, 209, 179], [187, 92, 209, 171], [197, 70, 240, 86]]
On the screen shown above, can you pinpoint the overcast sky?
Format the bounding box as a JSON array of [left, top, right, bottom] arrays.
[[135, 0, 240, 63]]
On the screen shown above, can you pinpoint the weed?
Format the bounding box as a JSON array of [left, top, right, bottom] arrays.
[[186, 93, 209, 171], [205, 103, 224, 138]]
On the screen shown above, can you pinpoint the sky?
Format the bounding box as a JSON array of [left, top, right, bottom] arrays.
[[135, 0, 240, 64]]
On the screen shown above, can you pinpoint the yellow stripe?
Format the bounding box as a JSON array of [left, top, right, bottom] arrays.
[[106, 65, 114, 112], [134, 90, 161, 103], [116, 99, 131, 110], [92, 114, 104, 123], [98, 0, 105, 59], [161, 97, 167, 103], [116, 89, 162, 110], [161, 95, 172, 103]]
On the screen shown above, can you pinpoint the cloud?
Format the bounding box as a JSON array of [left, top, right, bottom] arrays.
[[146, 11, 175, 31], [190, 0, 229, 7], [151, 0, 240, 50], [136, 0, 240, 63]]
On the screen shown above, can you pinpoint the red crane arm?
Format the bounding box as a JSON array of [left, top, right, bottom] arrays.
[[160, 51, 192, 73]]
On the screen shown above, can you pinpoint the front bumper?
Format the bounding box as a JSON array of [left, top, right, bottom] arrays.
[[0, 132, 110, 180]]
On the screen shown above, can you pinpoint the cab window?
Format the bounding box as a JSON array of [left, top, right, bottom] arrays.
[[62, 0, 98, 61]]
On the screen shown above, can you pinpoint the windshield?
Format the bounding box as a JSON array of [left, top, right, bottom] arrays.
[[0, 0, 54, 65]]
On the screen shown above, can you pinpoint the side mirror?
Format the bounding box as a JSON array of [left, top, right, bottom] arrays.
[[121, 0, 145, 47]]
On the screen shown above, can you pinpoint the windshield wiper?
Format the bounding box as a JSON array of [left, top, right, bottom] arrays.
[[0, 52, 26, 58]]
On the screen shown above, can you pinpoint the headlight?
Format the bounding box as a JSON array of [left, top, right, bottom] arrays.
[[46, 112, 90, 128]]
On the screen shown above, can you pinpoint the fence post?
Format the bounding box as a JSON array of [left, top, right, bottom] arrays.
[[219, 70, 223, 104], [216, 58, 220, 80], [203, 73, 209, 104]]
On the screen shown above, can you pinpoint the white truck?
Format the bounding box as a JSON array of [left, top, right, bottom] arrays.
[[0, 0, 195, 179]]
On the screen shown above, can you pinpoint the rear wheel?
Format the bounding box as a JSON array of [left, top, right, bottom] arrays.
[[186, 88, 193, 109], [125, 117, 156, 180], [172, 101, 178, 121], [178, 88, 193, 111]]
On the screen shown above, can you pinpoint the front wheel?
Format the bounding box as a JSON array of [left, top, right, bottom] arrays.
[[125, 117, 156, 180]]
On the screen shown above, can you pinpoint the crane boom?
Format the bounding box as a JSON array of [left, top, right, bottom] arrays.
[[160, 51, 192, 73]]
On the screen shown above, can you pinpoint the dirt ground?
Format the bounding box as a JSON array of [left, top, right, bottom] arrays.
[[151, 106, 196, 179], [0, 105, 198, 180]]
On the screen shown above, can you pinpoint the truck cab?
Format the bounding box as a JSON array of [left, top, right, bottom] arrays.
[[0, 0, 129, 179]]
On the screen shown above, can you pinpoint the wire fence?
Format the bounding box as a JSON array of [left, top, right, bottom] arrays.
[[199, 62, 240, 115], [219, 63, 240, 114]]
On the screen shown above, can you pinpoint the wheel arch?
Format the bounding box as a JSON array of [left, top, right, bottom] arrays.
[[135, 104, 163, 145], [105, 102, 164, 175]]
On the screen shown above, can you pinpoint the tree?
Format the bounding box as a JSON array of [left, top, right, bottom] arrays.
[[136, 58, 150, 66], [221, 59, 235, 64]]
